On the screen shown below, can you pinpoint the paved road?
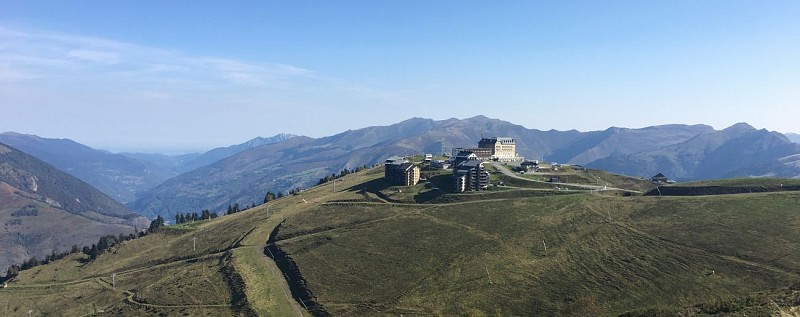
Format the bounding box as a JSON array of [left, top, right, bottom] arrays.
[[490, 163, 598, 189], [490, 163, 642, 194]]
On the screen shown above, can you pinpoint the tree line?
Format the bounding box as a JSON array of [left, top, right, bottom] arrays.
[[175, 209, 218, 224], [82, 232, 139, 260], [263, 191, 283, 204], [3, 217, 161, 282]]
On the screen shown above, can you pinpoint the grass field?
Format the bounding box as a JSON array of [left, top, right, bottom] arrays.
[[667, 178, 800, 187], [2, 165, 799, 316], [0, 195, 279, 316], [647, 177, 800, 196], [273, 189, 800, 316]]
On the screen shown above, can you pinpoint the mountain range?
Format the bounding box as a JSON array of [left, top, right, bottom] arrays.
[[590, 123, 800, 180], [129, 116, 800, 219], [0, 132, 295, 203], [0, 142, 148, 272], [4, 116, 799, 220]]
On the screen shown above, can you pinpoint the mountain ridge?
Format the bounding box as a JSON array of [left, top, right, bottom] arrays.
[[175, 133, 297, 173], [588, 125, 800, 180], [128, 117, 800, 219], [0, 132, 177, 203], [0, 132, 297, 203], [5, 118, 798, 219], [0, 142, 147, 272]]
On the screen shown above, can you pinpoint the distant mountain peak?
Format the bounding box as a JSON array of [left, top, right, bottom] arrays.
[[174, 133, 298, 174], [723, 122, 755, 132], [243, 133, 296, 147], [399, 117, 435, 123]]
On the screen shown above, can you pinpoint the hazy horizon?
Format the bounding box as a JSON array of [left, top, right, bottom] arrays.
[[2, 117, 795, 155], [3, 2, 799, 153]]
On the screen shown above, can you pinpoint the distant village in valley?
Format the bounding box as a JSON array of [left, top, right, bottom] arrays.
[[384, 136, 674, 192]]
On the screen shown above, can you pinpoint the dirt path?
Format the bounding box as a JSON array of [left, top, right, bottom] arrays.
[[258, 243, 306, 317]]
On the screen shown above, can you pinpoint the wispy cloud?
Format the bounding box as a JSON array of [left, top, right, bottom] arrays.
[[0, 63, 40, 81], [0, 26, 315, 88], [0, 23, 403, 150], [67, 49, 120, 64]]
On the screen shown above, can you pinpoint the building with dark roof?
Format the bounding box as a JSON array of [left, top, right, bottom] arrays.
[[650, 173, 673, 184], [520, 160, 539, 171], [451, 147, 492, 161], [454, 160, 489, 192], [451, 150, 479, 167], [385, 157, 421, 186], [478, 137, 517, 161]]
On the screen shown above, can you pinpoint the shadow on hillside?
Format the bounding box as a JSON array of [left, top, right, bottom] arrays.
[[341, 174, 453, 204], [343, 178, 400, 202], [263, 222, 331, 316], [344, 178, 391, 194], [427, 174, 456, 194], [408, 174, 454, 203]]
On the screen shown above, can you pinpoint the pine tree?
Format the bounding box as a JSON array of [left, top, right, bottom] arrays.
[[89, 244, 98, 260], [5, 265, 19, 279], [264, 191, 275, 204], [148, 215, 165, 232]]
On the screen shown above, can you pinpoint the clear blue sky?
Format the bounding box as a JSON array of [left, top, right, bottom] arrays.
[[2, 1, 799, 153]]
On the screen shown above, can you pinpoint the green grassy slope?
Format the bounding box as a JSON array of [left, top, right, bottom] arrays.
[[0, 200, 285, 316], [2, 165, 799, 316], [273, 181, 800, 316], [647, 178, 800, 196], [0, 182, 137, 273]]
